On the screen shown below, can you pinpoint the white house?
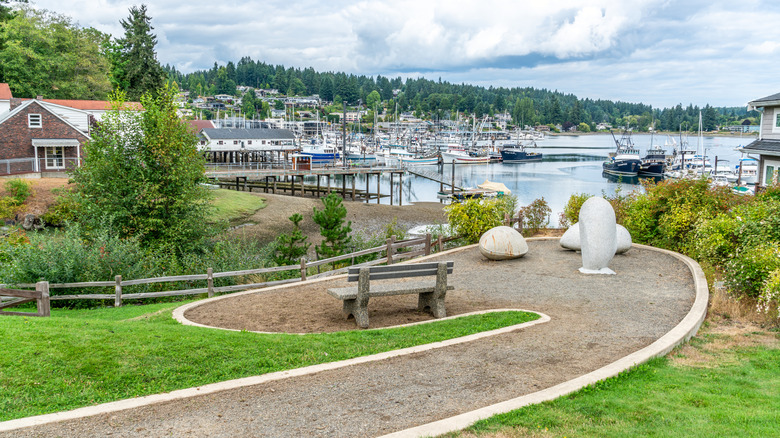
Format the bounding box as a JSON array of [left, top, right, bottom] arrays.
[[742, 92, 780, 188]]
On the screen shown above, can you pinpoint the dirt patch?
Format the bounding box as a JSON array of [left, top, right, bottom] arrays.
[[670, 319, 780, 368], [0, 177, 70, 218], [226, 192, 450, 245]]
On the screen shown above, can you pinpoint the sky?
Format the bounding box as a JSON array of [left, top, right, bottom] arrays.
[[30, 0, 780, 109]]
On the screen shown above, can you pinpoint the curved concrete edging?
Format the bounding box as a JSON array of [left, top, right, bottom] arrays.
[[378, 242, 709, 438], [0, 308, 550, 432]]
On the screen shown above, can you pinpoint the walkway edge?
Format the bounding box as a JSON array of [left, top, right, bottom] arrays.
[[0, 309, 549, 432], [378, 243, 709, 438]]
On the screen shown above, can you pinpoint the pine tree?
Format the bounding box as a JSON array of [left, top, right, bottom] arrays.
[[273, 214, 310, 265], [312, 193, 352, 258], [113, 4, 164, 100]]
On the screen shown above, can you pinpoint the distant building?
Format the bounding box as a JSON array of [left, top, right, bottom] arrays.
[[198, 128, 297, 164], [741, 92, 780, 188]]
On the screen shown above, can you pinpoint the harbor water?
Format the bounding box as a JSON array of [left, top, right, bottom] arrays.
[[356, 133, 753, 226]]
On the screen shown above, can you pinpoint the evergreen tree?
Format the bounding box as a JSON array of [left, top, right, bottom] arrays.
[[312, 193, 352, 258], [273, 213, 310, 265], [112, 4, 164, 100]]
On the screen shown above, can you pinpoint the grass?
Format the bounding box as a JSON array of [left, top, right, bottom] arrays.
[[0, 303, 539, 421], [445, 323, 780, 438], [209, 189, 266, 223]]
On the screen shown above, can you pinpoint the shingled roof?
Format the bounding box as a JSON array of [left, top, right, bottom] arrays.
[[748, 92, 780, 109], [742, 139, 780, 155]]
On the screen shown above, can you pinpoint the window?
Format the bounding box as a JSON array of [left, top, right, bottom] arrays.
[[45, 147, 64, 169], [767, 165, 777, 186], [233, 140, 239, 145], [776, 112, 780, 128], [218, 140, 224, 145], [28, 114, 42, 128], [247, 141, 252, 145]]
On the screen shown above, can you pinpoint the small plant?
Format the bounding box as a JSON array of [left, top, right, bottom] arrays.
[[41, 188, 79, 227], [312, 193, 352, 258], [4, 179, 32, 205], [559, 193, 592, 227], [519, 197, 551, 236], [383, 216, 407, 241], [272, 213, 310, 266]]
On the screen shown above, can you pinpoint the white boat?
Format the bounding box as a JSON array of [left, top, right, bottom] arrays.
[[441, 149, 490, 164], [735, 159, 759, 185]]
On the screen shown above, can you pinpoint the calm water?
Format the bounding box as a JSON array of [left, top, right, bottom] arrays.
[[351, 133, 753, 226]]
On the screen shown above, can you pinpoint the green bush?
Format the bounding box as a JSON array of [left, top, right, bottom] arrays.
[[559, 193, 592, 227], [41, 188, 79, 227], [724, 243, 780, 297], [446, 197, 505, 243], [758, 269, 780, 318], [272, 213, 310, 266], [312, 193, 352, 258], [0, 197, 18, 219], [519, 197, 551, 236], [4, 178, 32, 205]]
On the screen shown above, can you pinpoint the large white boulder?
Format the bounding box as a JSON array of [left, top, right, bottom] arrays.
[[560, 224, 580, 250], [616, 224, 633, 254], [479, 226, 528, 260], [579, 197, 616, 274]]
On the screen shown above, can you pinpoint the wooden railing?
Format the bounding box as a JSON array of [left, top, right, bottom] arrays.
[[0, 282, 50, 317], [0, 234, 448, 312]]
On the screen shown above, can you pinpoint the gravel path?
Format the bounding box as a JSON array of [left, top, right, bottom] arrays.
[[2, 240, 696, 437]]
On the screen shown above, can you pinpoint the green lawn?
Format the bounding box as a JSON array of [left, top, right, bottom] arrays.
[[0, 303, 538, 421], [209, 188, 266, 223], [448, 329, 780, 438]]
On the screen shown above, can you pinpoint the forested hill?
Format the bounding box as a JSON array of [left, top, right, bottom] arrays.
[[164, 58, 757, 131]]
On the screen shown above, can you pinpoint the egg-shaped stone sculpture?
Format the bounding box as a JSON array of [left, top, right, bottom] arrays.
[[479, 226, 528, 260]]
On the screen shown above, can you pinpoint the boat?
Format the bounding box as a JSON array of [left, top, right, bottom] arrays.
[[500, 142, 543, 163], [735, 158, 759, 185], [603, 130, 641, 176], [301, 144, 340, 162], [638, 140, 667, 177], [440, 149, 490, 164]]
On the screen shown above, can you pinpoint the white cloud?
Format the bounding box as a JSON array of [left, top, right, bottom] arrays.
[[26, 0, 780, 107]]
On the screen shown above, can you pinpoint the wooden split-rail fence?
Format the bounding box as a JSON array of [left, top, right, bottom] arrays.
[[0, 233, 462, 316]]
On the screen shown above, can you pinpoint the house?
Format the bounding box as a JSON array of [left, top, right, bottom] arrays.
[[741, 92, 780, 188], [0, 99, 89, 177], [198, 128, 297, 164]]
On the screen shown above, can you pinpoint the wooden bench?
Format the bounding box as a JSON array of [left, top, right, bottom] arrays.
[[327, 261, 454, 329]]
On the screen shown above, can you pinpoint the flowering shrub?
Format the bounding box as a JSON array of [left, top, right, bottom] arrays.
[[758, 269, 780, 318], [724, 243, 780, 298], [520, 197, 552, 236]]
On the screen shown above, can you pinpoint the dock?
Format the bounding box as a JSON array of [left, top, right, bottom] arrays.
[[206, 166, 407, 205]]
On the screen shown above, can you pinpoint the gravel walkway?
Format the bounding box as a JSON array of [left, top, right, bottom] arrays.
[[2, 240, 697, 437]]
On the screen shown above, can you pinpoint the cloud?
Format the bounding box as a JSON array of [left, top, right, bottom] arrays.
[[26, 0, 780, 107]]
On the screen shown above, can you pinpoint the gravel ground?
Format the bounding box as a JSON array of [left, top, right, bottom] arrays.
[[3, 240, 697, 438]]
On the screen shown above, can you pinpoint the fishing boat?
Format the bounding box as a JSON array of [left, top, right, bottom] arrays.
[[500, 141, 543, 163], [603, 130, 641, 176], [301, 144, 340, 162], [638, 132, 667, 177]]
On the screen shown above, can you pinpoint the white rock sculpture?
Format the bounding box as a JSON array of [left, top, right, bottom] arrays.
[[578, 197, 616, 274], [615, 224, 632, 254], [479, 226, 528, 260], [560, 222, 632, 255], [560, 224, 580, 251]]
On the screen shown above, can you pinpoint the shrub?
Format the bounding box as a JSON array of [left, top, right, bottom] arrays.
[[0, 197, 18, 220], [758, 269, 780, 319], [41, 188, 79, 227], [4, 179, 32, 205], [724, 243, 780, 298], [559, 193, 592, 227], [519, 197, 551, 236], [446, 197, 505, 243]]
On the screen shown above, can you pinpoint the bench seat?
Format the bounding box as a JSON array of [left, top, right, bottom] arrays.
[[327, 282, 454, 300]]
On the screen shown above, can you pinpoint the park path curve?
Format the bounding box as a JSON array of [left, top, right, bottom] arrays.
[[0, 239, 706, 437]]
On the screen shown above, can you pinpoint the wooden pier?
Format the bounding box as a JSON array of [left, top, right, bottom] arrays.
[[207, 166, 407, 205]]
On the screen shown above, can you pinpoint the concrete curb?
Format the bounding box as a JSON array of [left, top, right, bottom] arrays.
[[377, 242, 709, 438], [0, 309, 549, 432]]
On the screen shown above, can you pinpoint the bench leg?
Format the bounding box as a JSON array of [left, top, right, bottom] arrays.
[[343, 298, 370, 329], [418, 292, 446, 318]]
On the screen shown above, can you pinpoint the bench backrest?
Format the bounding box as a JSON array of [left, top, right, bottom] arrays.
[[346, 261, 454, 282]]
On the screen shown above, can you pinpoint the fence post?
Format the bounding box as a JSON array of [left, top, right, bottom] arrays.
[[424, 233, 432, 255], [504, 213, 509, 226], [386, 235, 396, 265], [114, 275, 122, 307], [207, 268, 214, 298], [437, 235, 443, 253], [300, 257, 307, 281], [36, 281, 50, 317]]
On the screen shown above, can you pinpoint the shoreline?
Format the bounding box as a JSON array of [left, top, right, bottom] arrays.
[[549, 131, 757, 138]]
